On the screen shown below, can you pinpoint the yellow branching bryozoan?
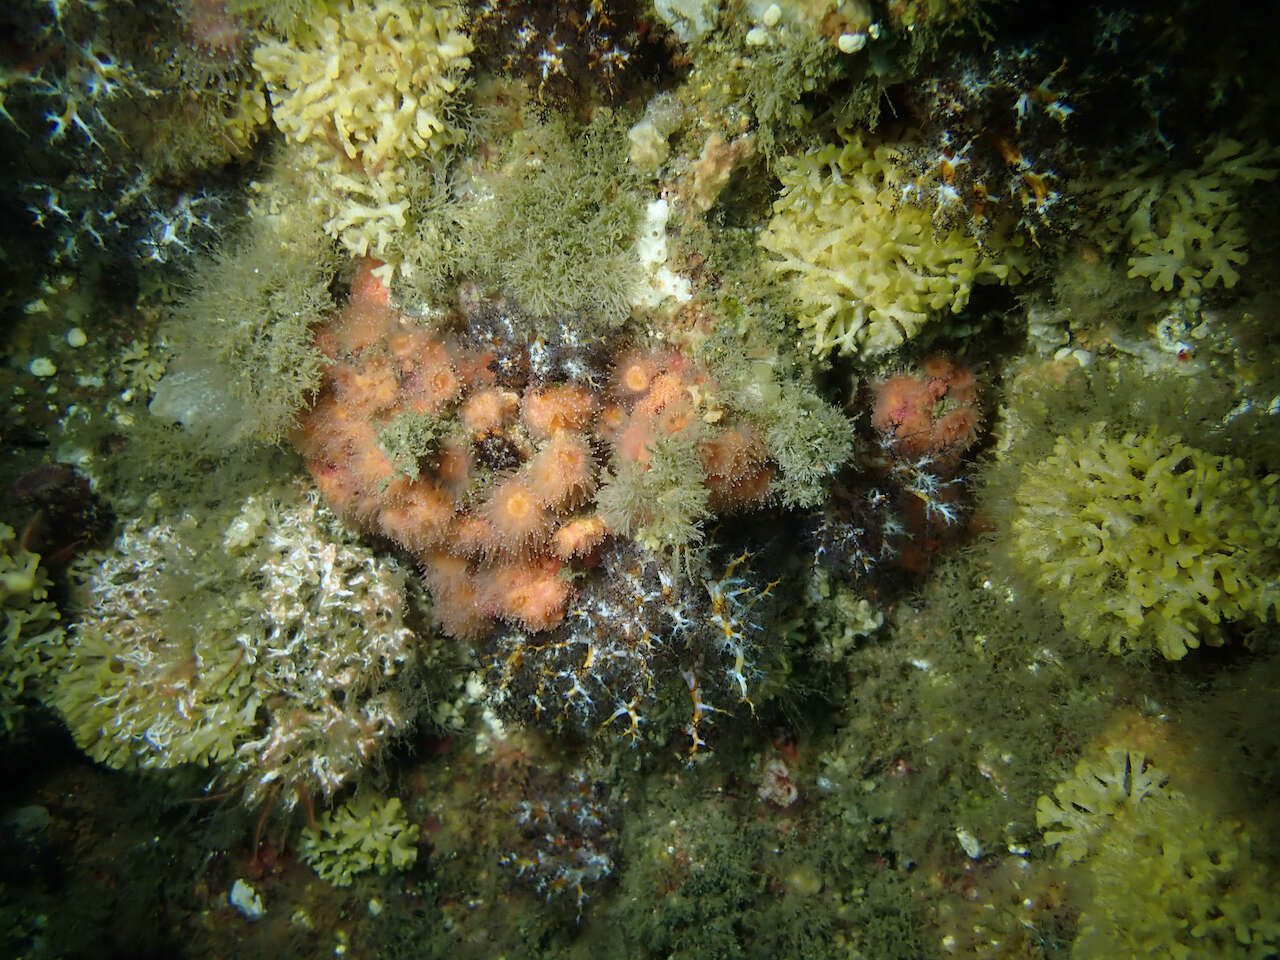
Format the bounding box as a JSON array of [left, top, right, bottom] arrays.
[[300, 793, 419, 886], [1011, 424, 1280, 660], [1, 524, 63, 737], [760, 133, 1020, 359], [1038, 747, 1280, 959], [1101, 138, 1278, 295], [253, 0, 473, 261]]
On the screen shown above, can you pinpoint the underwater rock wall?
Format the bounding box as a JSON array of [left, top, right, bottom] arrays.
[[2, 1, 1279, 958]]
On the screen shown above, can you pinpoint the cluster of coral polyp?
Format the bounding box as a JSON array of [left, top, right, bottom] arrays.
[[870, 354, 982, 459], [810, 356, 981, 579], [292, 262, 771, 642]]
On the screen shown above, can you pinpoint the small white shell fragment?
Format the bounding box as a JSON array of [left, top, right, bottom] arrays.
[[745, 25, 768, 45], [66, 327, 87, 348], [868, 21, 882, 39], [837, 32, 867, 53], [229, 878, 266, 920], [955, 827, 982, 859], [29, 357, 56, 377], [763, 3, 782, 26]]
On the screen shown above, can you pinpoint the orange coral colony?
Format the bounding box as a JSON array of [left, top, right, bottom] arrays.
[[292, 265, 781, 641]]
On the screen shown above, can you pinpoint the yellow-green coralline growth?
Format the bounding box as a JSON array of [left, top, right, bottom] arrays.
[[300, 793, 420, 886], [49, 484, 419, 810], [1010, 424, 1280, 660], [1099, 139, 1277, 296], [759, 134, 1020, 358], [1037, 748, 1280, 958], [252, 0, 474, 262], [1, 524, 63, 737]]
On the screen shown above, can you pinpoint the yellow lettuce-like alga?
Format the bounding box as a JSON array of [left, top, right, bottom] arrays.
[[300, 793, 419, 886], [1011, 424, 1280, 660], [760, 134, 1019, 359], [1038, 747, 1280, 959]]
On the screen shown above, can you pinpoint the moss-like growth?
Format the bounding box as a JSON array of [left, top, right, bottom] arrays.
[[1010, 424, 1280, 660], [761, 381, 855, 509], [151, 184, 338, 449], [3, 0, 269, 181], [402, 112, 646, 330], [228, 0, 335, 41], [984, 358, 1251, 475], [143, 81, 269, 178], [739, 28, 844, 163], [596, 435, 712, 561], [376, 411, 448, 484], [666, 6, 884, 167], [696, 330, 855, 512], [598, 775, 852, 960], [300, 792, 420, 886], [393, 159, 464, 302], [813, 549, 1117, 887], [121, 17, 270, 181]]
